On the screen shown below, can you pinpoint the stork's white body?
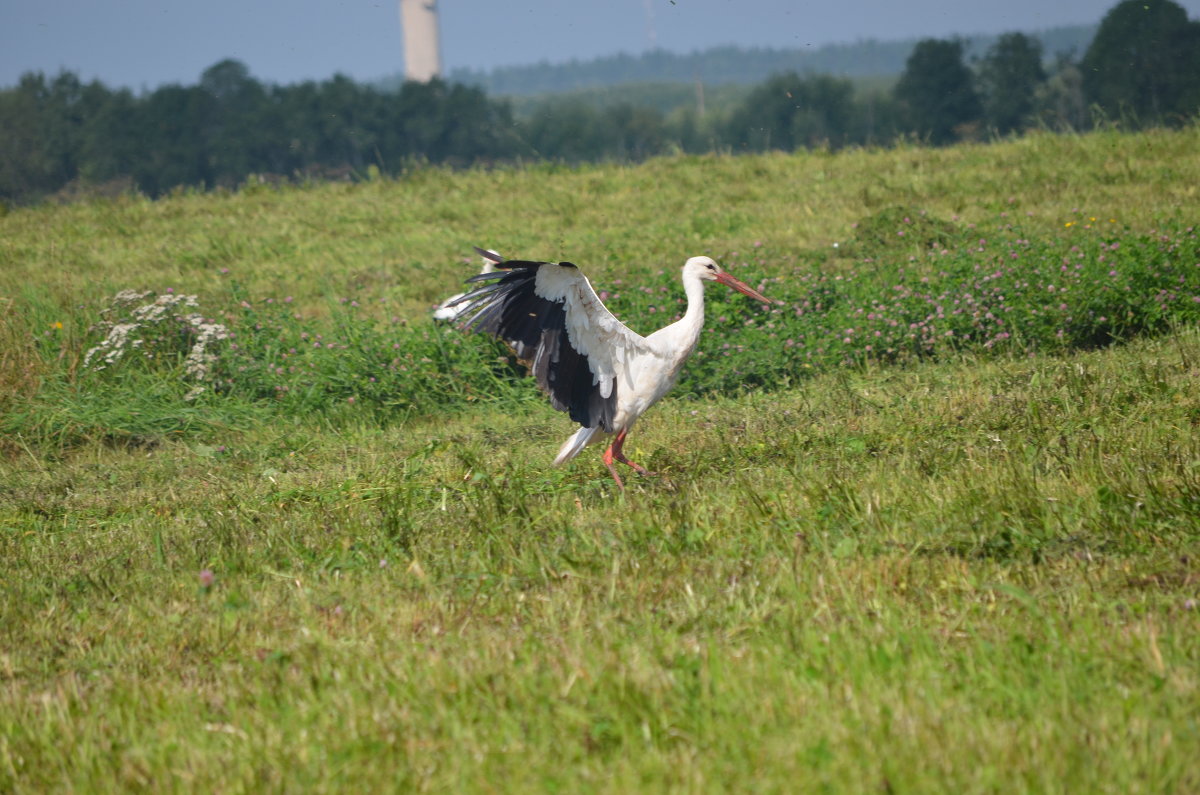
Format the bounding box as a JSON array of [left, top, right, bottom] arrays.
[[552, 269, 708, 463]]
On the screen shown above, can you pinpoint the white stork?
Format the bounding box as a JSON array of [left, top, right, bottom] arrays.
[[448, 247, 771, 490]]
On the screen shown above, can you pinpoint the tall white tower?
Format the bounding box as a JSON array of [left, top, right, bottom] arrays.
[[400, 0, 442, 82]]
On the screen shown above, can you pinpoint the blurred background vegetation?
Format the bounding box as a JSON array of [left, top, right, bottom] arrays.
[[1, 0, 1198, 205]]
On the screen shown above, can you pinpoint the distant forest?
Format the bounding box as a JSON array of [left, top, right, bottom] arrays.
[[425, 26, 1097, 96], [1, 0, 1198, 205]]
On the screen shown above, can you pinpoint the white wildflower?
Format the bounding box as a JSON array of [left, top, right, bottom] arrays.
[[84, 322, 139, 368], [112, 289, 153, 307], [85, 289, 230, 393], [183, 319, 231, 381]]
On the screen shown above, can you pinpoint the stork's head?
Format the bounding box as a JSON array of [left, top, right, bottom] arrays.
[[684, 256, 771, 304]]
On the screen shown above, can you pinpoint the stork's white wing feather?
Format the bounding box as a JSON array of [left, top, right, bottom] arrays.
[[533, 264, 660, 397]]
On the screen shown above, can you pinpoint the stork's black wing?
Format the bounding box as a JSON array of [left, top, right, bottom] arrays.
[[452, 248, 653, 431]]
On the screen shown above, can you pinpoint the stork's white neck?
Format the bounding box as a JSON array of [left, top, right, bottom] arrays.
[[648, 268, 707, 356], [681, 268, 706, 329]]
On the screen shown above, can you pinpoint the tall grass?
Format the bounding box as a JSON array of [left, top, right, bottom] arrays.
[[3, 204, 1196, 448]]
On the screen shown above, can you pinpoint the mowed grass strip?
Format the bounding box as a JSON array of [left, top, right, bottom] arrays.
[[2, 325, 1198, 792]]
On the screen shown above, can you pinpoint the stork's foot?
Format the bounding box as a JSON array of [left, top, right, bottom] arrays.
[[603, 456, 626, 491], [603, 430, 657, 490], [613, 436, 656, 477], [622, 459, 658, 478]]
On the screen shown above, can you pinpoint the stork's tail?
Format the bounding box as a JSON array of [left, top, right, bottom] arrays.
[[554, 426, 601, 466]]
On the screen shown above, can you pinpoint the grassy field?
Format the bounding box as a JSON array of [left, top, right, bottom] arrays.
[[2, 128, 1199, 792]]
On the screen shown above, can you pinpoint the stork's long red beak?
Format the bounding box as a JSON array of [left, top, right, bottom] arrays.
[[715, 271, 771, 304]]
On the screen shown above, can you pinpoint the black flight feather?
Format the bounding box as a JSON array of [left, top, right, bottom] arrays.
[[454, 255, 616, 431]]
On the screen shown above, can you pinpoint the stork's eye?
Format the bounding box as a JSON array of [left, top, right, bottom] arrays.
[[706, 263, 716, 271]]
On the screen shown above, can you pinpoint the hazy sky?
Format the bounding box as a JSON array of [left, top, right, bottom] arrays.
[[4, 0, 1200, 90]]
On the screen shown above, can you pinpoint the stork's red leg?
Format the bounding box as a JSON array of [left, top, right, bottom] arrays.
[[602, 441, 625, 491], [610, 429, 656, 477], [602, 429, 657, 491]]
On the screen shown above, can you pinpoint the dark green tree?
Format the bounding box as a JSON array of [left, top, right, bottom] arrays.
[[664, 105, 720, 154], [978, 33, 1046, 134], [134, 84, 216, 194], [894, 39, 982, 144], [1034, 55, 1088, 131], [1081, 0, 1200, 124], [199, 59, 277, 184], [389, 79, 522, 165], [0, 71, 116, 200], [603, 103, 668, 160], [0, 75, 51, 201], [37, 72, 87, 189], [308, 74, 373, 172], [728, 72, 856, 151], [79, 87, 141, 187], [522, 99, 613, 162]]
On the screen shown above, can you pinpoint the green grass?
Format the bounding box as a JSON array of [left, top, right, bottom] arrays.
[[1, 127, 1199, 792]]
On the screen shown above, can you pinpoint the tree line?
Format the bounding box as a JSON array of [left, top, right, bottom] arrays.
[[0, 63, 520, 202], [1, 0, 1197, 205]]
